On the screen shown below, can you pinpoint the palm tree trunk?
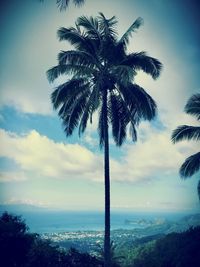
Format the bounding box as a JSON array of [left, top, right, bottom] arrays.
[[103, 88, 111, 267]]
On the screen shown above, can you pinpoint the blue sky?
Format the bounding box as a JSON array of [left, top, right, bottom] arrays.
[[0, 0, 200, 213]]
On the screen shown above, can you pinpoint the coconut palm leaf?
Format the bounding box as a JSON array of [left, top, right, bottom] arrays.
[[47, 65, 70, 83], [129, 122, 137, 142], [108, 92, 129, 146], [180, 152, 200, 178], [57, 0, 85, 11], [39, 0, 85, 11], [77, 16, 101, 40], [112, 87, 139, 142], [122, 52, 162, 79], [98, 12, 118, 40], [119, 17, 144, 46], [185, 93, 200, 120], [119, 83, 157, 121], [172, 125, 200, 143], [55, 82, 89, 121], [111, 65, 136, 85], [56, 0, 70, 10], [47, 63, 94, 82], [51, 78, 86, 109], [62, 89, 90, 135], [79, 85, 101, 135], [57, 27, 96, 54], [58, 50, 98, 70]]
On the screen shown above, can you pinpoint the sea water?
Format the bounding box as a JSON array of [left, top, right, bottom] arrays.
[[13, 210, 186, 234]]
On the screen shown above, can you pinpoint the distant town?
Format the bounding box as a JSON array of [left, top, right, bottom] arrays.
[[42, 214, 200, 253]]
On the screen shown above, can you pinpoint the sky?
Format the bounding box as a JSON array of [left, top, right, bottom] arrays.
[[0, 0, 200, 213]]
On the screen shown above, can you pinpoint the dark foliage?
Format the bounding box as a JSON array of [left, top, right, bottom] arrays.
[[61, 248, 103, 267], [0, 212, 36, 267], [0, 212, 102, 267], [128, 227, 200, 267]]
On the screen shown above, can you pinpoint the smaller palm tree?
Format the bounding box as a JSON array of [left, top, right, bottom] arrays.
[[171, 93, 200, 200]]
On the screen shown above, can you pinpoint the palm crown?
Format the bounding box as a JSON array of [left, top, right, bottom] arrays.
[[172, 93, 200, 199], [47, 14, 162, 146]]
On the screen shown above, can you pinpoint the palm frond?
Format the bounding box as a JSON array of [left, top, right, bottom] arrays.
[[119, 17, 143, 46], [111, 88, 138, 143], [79, 85, 101, 135], [77, 16, 103, 54], [111, 65, 135, 85], [77, 16, 101, 40], [47, 65, 69, 83], [61, 89, 90, 136], [123, 52, 162, 79], [108, 92, 129, 146], [119, 83, 157, 121], [185, 93, 200, 120], [58, 50, 98, 69], [72, 0, 85, 6], [56, 0, 70, 10], [171, 125, 200, 143], [57, 27, 95, 54], [129, 122, 137, 142], [56, 0, 85, 11], [98, 12, 118, 40], [180, 152, 200, 178], [47, 64, 93, 83], [51, 78, 86, 109]]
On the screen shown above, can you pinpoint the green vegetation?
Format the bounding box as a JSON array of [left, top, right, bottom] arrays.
[[172, 93, 200, 200], [1, 212, 200, 267], [47, 13, 162, 267], [121, 226, 200, 267]]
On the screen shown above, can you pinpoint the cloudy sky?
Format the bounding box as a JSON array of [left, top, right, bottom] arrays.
[[0, 0, 199, 213]]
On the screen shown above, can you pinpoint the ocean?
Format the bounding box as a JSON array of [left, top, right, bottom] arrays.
[[10, 210, 186, 234]]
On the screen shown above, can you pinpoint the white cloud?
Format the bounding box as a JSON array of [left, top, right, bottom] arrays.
[[110, 122, 198, 183], [0, 126, 197, 184], [0, 85, 53, 115], [0, 129, 102, 181]]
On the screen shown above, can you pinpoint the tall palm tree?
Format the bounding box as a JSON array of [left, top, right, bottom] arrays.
[[172, 93, 200, 200], [47, 13, 162, 267], [40, 0, 85, 11]]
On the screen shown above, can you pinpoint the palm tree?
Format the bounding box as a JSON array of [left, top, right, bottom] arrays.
[[39, 0, 85, 11], [172, 93, 200, 200], [47, 13, 162, 267]]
